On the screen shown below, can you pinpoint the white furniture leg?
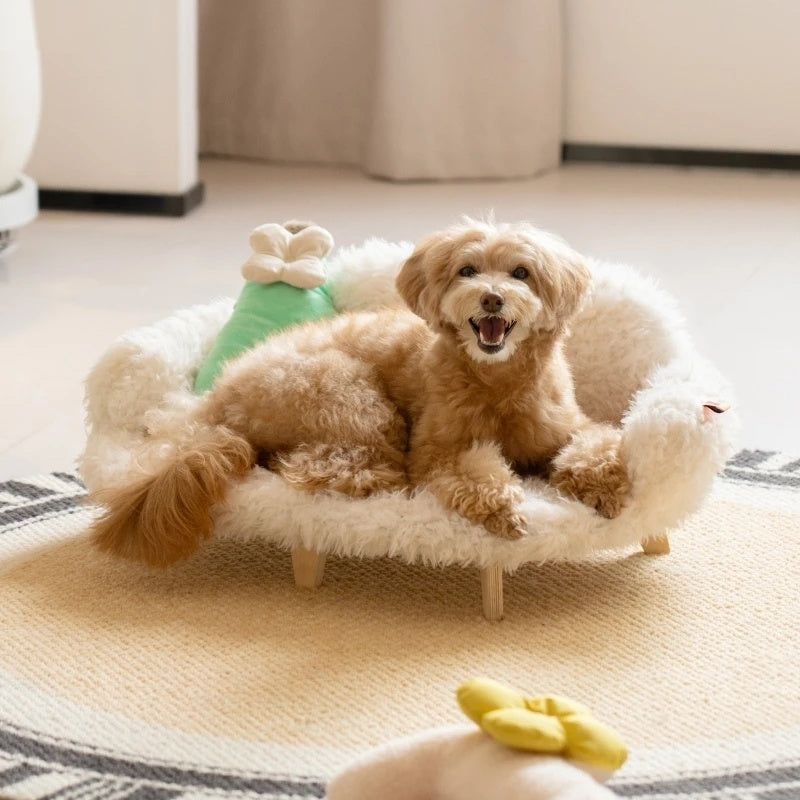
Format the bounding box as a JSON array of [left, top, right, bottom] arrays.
[[480, 565, 504, 621], [292, 546, 326, 588]]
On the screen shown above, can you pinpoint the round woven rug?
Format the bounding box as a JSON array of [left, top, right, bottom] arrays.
[[1, 451, 798, 799]]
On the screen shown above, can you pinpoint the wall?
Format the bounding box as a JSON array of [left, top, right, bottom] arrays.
[[24, 0, 800, 191], [27, 0, 197, 194], [564, 0, 800, 152]]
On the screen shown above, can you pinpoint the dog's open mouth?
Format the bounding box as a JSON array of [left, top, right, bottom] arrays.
[[469, 316, 516, 353]]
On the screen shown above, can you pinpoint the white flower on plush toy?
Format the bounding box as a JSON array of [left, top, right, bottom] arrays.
[[241, 222, 334, 289]]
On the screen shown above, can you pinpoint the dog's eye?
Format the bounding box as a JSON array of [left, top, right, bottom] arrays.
[[459, 265, 477, 278], [512, 266, 529, 280]]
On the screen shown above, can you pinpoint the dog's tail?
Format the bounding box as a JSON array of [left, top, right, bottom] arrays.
[[89, 424, 255, 567]]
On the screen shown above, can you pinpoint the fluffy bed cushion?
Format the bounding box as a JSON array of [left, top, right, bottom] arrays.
[[80, 239, 738, 570]]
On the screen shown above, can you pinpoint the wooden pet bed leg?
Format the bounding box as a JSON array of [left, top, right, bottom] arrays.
[[641, 535, 670, 555], [481, 565, 504, 621], [291, 546, 326, 588]]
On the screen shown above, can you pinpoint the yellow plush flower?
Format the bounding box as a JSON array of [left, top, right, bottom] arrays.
[[456, 677, 628, 771]]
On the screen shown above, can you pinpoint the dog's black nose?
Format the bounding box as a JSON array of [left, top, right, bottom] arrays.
[[480, 292, 504, 313]]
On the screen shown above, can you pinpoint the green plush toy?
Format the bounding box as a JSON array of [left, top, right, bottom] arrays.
[[456, 677, 628, 771], [194, 220, 338, 393]]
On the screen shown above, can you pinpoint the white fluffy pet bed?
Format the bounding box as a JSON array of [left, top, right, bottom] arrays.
[[80, 238, 738, 620]]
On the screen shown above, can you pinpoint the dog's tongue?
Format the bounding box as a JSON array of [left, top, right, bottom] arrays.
[[478, 317, 505, 345]]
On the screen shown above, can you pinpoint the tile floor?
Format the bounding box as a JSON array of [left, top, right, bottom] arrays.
[[1, 157, 798, 481]]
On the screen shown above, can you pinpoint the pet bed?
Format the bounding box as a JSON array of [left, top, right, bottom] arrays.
[[80, 238, 738, 620]]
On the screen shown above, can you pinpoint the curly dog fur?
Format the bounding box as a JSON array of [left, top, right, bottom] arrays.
[[90, 220, 629, 566]]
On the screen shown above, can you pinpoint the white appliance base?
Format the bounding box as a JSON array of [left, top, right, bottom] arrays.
[[0, 174, 38, 233]]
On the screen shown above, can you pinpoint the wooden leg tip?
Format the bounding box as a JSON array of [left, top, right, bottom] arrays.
[[291, 546, 326, 588], [480, 565, 504, 621], [642, 535, 670, 555]]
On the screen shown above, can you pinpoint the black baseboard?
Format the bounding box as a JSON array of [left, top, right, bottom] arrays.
[[562, 143, 800, 172], [38, 181, 204, 217]]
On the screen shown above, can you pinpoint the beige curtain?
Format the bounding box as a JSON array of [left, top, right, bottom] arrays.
[[199, 0, 562, 181]]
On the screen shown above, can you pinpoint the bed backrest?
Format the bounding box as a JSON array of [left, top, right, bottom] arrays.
[[566, 260, 694, 424]]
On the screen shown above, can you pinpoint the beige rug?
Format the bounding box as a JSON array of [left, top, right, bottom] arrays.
[[1, 451, 798, 799]]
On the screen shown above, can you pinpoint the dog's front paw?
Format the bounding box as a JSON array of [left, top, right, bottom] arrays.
[[576, 474, 628, 519], [551, 455, 630, 519], [483, 509, 527, 540], [594, 463, 629, 519], [551, 426, 630, 519]]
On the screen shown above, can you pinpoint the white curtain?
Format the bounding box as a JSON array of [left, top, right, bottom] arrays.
[[199, 0, 562, 181]]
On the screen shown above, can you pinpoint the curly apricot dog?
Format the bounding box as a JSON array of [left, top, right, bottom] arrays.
[[90, 220, 629, 567]]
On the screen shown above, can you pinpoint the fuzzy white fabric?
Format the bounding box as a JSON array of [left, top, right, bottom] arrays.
[[80, 238, 739, 570], [326, 725, 618, 800]]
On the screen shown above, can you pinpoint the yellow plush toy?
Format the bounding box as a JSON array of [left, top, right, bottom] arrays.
[[456, 677, 628, 771]]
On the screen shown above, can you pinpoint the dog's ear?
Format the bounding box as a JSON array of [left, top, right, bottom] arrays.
[[549, 245, 591, 321], [396, 233, 450, 323], [526, 231, 591, 325], [396, 249, 427, 318]]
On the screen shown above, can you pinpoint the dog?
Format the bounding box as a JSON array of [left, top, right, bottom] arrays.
[[89, 220, 629, 567]]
